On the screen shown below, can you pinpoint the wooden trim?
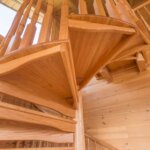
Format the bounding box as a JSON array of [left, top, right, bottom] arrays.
[[0, 102, 75, 132], [69, 19, 136, 35]]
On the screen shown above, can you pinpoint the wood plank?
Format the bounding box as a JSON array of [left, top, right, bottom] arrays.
[[69, 19, 136, 35], [0, 120, 73, 142], [0, 102, 75, 132], [0, 81, 75, 118]]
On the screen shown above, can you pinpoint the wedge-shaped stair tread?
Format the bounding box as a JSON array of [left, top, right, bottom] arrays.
[[0, 41, 77, 117], [0, 102, 75, 132], [69, 15, 137, 87]]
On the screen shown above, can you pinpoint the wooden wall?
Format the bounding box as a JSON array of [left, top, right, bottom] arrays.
[[82, 69, 150, 150]]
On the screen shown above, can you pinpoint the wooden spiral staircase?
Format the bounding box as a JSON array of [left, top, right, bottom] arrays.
[[0, 0, 150, 149]]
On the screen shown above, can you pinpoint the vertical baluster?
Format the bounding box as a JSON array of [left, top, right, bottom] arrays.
[[79, 0, 88, 14], [10, 0, 34, 51], [51, 18, 60, 41], [59, 0, 69, 40], [38, 0, 54, 43], [20, 0, 43, 48], [0, 0, 29, 56], [93, 0, 106, 16]]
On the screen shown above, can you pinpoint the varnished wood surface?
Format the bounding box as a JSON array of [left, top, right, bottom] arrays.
[[68, 14, 143, 88], [83, 70, 150, 150], [0, 41, 77, 117], [0, 119, 74, 143]]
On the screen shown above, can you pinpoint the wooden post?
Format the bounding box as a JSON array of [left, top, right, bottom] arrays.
[[38, 0, 54, 43], [93, 0, 106, 16], [10, 0, 34, 51], [75, 92, 86, 150], [20, 0, 43, 48], [79, 0, 88, 14], [59, 0, 69, 40], [0, 0, 29, 56]]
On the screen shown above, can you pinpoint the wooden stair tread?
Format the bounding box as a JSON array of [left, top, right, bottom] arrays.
[[0, 101, 76, 132], [0, 41, 78, 117], [68, 14, 138, 87]]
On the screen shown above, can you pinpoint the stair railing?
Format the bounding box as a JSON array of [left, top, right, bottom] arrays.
[[0, 0, 55, 56], [133, 0, 150, 31], [85, 133, 118, 150]]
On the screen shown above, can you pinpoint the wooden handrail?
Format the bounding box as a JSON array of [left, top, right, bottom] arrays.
[[133, 0, 150, 11], [85, 133, 118, 150]]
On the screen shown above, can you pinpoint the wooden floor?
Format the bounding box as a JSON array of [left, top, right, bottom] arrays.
[[83, 68, 150, 150]]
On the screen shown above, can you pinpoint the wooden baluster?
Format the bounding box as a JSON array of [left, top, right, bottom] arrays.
[[105, 0, 120, 19], [0, 34, 4, 44], [0, 0, 29, 56], [79, 0, 88, 14], [59, 0, 69, 40], [38, 0, 54, 43], [51, 18, 59, 41], [10, 0, 34, 51], [20, 0, 43, 48], [93, 0, 106, 16]]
